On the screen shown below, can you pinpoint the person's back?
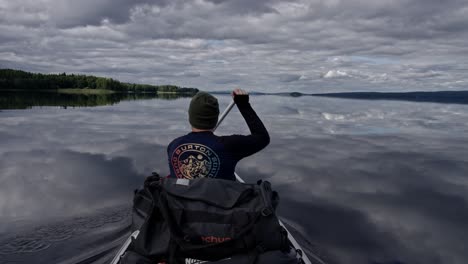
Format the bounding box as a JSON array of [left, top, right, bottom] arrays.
[[167, 89, 269, 180]]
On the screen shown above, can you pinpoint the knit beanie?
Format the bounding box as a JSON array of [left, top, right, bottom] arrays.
[[188, 91, 219, 129]]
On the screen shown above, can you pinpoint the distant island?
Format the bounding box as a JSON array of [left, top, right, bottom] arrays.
[[311, 91, 468, 105], [0, 69, 199, 95], [244, 90, 468, 105]]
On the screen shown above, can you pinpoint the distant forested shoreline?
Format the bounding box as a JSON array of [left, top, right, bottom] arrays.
[[0, 69, 199, 94]]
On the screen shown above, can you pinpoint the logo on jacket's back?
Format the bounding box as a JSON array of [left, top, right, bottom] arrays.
[[171, 143, 220, 179]]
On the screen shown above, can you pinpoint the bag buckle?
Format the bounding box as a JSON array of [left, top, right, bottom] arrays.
[[261, 207, 273, 216]]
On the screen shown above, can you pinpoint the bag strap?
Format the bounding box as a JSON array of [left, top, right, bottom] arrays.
[[258, 181, 275, 216], [133, 173, 166, 257]]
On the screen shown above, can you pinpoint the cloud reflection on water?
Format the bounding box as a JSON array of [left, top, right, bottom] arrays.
[[238, 133, 468, 264], [0, 149, 140, 221], [1, 95, 468, 264]]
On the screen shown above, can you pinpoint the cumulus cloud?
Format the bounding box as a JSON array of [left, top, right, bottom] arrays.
[[323, 70, 348, 79], [1, 0, 468, 91]]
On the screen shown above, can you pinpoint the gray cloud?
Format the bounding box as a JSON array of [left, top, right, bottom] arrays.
[[181, 71, 201, 78], [203, 0, 282, 15], [1, 0, 468, 92], [278, 73, 302, 82], [45, 0, 171, 28]]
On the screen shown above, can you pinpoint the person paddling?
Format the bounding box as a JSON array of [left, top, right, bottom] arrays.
[[167, 89, 270, 180]]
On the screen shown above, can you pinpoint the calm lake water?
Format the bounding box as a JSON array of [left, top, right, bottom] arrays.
[[1, 92, 468, 264]]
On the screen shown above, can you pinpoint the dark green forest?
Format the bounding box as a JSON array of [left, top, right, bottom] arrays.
[[0, 69, 198, 94], [0, 91, 193, 109]]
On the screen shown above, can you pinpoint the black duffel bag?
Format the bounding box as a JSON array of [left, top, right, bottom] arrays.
[[131, 174, 289, 263]]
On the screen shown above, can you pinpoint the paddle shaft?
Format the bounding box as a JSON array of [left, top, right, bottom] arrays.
[[214, 100, 235, 131]]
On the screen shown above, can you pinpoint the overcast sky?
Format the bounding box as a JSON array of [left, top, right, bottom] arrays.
[[1, 0, 468, 92]]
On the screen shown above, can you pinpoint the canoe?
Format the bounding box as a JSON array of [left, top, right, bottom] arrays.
[[109, 173, 326, 264], [110, 101, 326, 263], [110, 228, 319, 264]]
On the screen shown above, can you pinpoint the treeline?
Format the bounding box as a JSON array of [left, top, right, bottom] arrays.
[[0, 69, 198, 94], [0, 91, 194, 109]]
